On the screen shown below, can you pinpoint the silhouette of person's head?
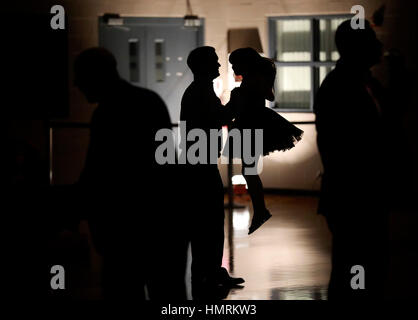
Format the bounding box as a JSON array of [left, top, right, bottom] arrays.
[[229, 47, 260, 77], [74, 47, 120, 103], [335, 19, 383, 69], [229, 48, 276, 101], [187, 46, 220, 80]]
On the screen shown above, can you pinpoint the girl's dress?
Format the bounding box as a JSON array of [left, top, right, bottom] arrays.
[[224, 87, 303, 159]]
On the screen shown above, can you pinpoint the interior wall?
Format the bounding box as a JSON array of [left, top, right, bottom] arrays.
[[49, 0, 416, 194]]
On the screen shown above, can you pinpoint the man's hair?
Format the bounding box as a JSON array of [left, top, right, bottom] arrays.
[[335, 19, 375, 58], [187, 46, 217, 74]]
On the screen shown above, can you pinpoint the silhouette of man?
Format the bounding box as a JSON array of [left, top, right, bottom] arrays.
[[180, 46, 244, 299], [314, 20, 389, 299], [74, 47, 186, 300]]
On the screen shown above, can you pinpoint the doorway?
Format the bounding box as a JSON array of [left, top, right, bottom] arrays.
[[99, 17, 204, 124]]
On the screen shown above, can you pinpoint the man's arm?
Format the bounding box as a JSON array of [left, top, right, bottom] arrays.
[[207, 92, 234, 127]]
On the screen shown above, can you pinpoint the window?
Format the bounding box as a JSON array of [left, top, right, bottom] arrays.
[[268, 15, 352, 112], [155, 39, 165, 82], [128, 38, 139, 83]]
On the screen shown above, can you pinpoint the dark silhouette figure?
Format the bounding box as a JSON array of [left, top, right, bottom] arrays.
[[2, 131, 52, 299], [226, 48, 303, 234], [180, 46, 244, 299], [314, 20, 389, 299], [4, 138, 47, 186], [74, 47, 186, 300]]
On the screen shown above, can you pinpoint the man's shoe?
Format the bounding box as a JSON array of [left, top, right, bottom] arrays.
[[217, 267, 245, 286]]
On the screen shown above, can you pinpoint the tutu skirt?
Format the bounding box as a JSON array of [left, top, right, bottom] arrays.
[[224, 107, 303, 158]]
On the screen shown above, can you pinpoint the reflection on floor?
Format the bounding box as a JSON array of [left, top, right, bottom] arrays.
[[222, 194, 332, 300], [62, 193, 333, 300], [52, 192, 418, 299]]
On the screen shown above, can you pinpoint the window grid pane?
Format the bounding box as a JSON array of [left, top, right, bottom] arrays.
[[319, 17, 346, 62], [270, 16, 349, 111], [275, 66, 312, 110], [275, 19, 312, 62]]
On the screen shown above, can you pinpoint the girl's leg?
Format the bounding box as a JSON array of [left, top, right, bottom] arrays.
[[242, 165, 272, 234], [243, 171, 266, 212]]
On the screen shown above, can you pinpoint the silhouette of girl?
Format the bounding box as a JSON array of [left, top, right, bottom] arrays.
[[226, 48, 303, 234]]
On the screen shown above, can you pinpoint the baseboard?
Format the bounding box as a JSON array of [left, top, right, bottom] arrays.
[[223, 187, 320, 197]]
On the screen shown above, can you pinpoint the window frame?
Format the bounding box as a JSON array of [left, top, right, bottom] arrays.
[[268, 14, 353, 113]]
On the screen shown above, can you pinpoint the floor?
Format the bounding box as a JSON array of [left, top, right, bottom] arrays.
[[55, 192, 418, 299], [185, 193, 333, 300]]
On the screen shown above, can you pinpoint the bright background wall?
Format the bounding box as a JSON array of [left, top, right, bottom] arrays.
[[44, 0, 415, 192]]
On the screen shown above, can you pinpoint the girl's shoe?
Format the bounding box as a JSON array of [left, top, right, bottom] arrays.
[[248, 209, 272, 235]]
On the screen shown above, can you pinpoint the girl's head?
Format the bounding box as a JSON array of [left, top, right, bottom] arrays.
[[229, 47, 260, 77], [229, 48, 276, 101]]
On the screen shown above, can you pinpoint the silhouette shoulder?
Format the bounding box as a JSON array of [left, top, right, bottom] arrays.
[[319, 69, 339, 90], [230, 87, 241, 96], [130, 85, 163, 103], [129, 84, 168, 111]]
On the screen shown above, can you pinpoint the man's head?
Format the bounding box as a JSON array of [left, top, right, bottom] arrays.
[[74, 47, 120, 103], [187, 46, 220, 80], [335, 19, 383, 69]]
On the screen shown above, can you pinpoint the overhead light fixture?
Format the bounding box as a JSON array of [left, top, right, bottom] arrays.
[[184, 0, 201, 27], [103, 13, 123, 26]]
